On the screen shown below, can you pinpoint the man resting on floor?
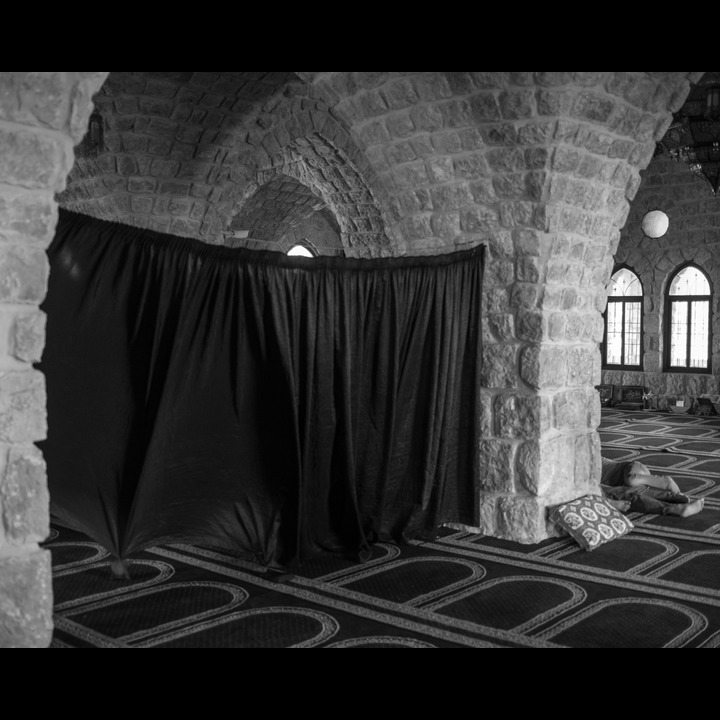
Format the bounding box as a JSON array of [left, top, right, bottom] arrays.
[[601, 458, 705, 517]]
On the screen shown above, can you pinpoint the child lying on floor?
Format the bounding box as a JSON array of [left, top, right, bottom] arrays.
[[601, 458, 705, 517]]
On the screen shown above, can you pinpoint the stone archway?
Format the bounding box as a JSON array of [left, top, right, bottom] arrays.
[[225, 173, 345, 255]]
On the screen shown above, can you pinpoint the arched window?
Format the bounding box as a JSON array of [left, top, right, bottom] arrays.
[[602, 266, 643, 369], [665, 263, 712, 372], [286, 243, 315, 257], [286, 238, 318, 257]]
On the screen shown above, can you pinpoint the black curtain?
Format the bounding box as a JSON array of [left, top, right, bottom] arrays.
[[38, 209, 483, 567]]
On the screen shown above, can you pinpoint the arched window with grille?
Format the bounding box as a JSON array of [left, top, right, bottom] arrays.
[[665, 263, 712, 373], [602, 266, 644, 370]]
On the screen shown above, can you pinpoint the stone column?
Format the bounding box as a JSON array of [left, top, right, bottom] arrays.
[[463, 74, 698, 543], [476, 223, 607, 543], [0, 72, 107, 647]]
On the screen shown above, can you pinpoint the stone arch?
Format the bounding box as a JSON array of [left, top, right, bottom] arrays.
[[224, 171, 345, 257], [56, 73, 398, 259], [227, 173, 327, 240], [57, 71, 312, 242], [223, 103, 397, 258], [279, 209, 342, 256]]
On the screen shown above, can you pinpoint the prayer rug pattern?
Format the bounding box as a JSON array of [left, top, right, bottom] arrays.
[[43, 407, 720, 648]]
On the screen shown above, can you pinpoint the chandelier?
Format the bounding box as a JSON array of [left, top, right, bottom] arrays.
[[656, 72, 720, 196]]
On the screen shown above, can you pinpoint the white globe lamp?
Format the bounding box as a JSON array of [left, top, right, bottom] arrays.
[[641, 210, 669, 239]]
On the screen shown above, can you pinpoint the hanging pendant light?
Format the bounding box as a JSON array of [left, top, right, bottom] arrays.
[[657, 72, 720, 196], [641, 209, 669, 238]]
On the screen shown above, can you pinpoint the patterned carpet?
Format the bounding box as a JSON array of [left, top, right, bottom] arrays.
[[44, 407, 720, 648]]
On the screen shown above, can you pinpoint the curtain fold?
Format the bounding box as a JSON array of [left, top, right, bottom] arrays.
[[38, 209, 483, 567]]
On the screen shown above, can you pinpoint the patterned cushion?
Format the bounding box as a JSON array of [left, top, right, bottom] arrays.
[[549, 494, 634, 551]]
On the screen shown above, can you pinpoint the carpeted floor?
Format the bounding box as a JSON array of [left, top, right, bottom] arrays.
[[44, 406, 720, 648]]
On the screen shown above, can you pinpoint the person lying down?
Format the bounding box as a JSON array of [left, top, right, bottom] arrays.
[[601, 458, 705, 517]]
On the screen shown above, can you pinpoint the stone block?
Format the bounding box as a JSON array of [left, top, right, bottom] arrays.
[[495, 392, 552, 438], [566, 346, 596, 386], [469, 93, 502, 122], [510, 282, 540, 309], [486, 313, 515, 342], [575, 431, 602, 493], [130, 196, 154, 214], [486, 148, 525, 174], [500, 201, 541, 230], [479, 389, 494, 438], [548, 312, 568, 341], [474, 494, 499, 536], [478, 440, 515, 493], [481, 343, 518, 389], [0, 370, 46, 443], [552, 389, 588, 431], [429, 183, 473, 211], [537, 89, 575, 118], [565, 313, 591, 341], [483, 288, 510, 314], [428, 134, 463, 159], [472, 72, 508, 88], [499, 89, 536, 120], [430, 212, 461, 240], [485, 230, 513, 259], [512, 228, 543, 256], [517, 435, 574, 496], [483, 260, 515, 289], [1, 444, 48, 543], [542, 286, 564, 310], [454, 153, 489, 180], [460, 206, 500, 234], [518, 121, 557, 145], [516, 310, 546, 342], [572, 91, 615, 123], [492, 174, 527, 200], [0, 73, 70, 130], [517, 256, 542, 283], [496, 495, 549, 544], [0, 192, 57, 245], [519, 345, 568, 389], [381, 78, 420, 111], [467, 178, 496, 205], [0, 125, 71, 190], [392, 161, 429, 189], [399, 214, 432, 241], [10, 311, 46, 363], [0, 245, 48, 304], [0, 550, 53, 648]]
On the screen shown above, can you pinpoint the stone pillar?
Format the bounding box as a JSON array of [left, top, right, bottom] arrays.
[[460, 73, 699, 543], [0, 72, 107, 647], [476, 224, 607, 543]]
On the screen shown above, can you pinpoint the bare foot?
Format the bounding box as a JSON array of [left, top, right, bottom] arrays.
[[607, 499, 631, 513], [665, 477, 681, 493], [671, 498, 705, 517]]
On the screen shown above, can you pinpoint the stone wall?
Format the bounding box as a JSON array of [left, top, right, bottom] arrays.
[[603, 149, 720, 404], [0, 72, 107, 647]]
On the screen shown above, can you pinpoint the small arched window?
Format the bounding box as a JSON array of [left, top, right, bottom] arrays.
[[665, 264, 712, 372], [603, 266, 644, 369], [286, 242, 315, 257]]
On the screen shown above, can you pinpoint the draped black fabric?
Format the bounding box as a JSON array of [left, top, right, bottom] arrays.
[[38, 209, 483, 567]]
